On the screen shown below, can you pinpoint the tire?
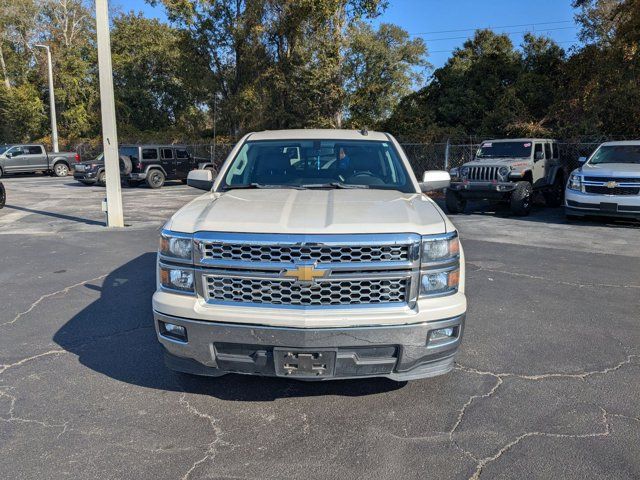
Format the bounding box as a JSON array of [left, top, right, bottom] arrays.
[[0, 167, 3, 178], [96, 171, 106, 187], [544, 174, 565, 207], [146, 169, 165, 189], [119, 155, 133, 175], [0, 182, 5, 209], [510, 181, 533, 216], [53, 162, 69, 177], [445, 189, 467, 214]]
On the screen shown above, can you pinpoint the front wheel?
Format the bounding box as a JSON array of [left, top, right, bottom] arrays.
[[510, 181, 533, 216], [53, 162, 69, 177], [445, 189, 467, 214], [146, 169, 165, 189]]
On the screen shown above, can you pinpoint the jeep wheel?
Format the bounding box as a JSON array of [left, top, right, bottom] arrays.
[[96, 171, 106, 187], [510, 181, 533, 216], [544, 175, 565, 207], [146, 169, 165, 189], [53, 162, 69, 177], [445, 189, 466, 214]]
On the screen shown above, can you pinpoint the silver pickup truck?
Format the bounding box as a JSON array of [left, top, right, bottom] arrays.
[[0, 144, 80, 178]]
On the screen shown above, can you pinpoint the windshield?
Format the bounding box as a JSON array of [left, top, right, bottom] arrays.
[[589, 145, 640, 165], [220, 139, 414, 192], [0, 145, 10, 155], [476, 141, 532, 159]]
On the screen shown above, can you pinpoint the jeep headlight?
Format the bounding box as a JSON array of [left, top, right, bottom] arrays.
[[420, 233, 460, 297], [498, 166, 510, 177], [568, 172, 582, 191], [460, 167, 470, 178], [159, 231, 193, 261]]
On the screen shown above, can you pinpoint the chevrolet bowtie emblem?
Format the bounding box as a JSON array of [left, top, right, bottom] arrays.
[[283, 264, 327, 283], [605, 181, 618, 188]]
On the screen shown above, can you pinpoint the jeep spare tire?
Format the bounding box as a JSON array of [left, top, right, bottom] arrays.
[[119, 155, 132, 175], [510, 181, 533, 216]]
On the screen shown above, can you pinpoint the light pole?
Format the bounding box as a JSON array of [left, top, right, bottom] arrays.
[[95, 0, 124, 227], [34, 44, 59, 153]]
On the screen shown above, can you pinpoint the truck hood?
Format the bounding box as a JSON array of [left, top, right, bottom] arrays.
[[580, 163, 640, 177], [166, 189, 449, 235]]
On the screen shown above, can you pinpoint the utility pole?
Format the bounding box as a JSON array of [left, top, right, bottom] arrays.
[[34, 45, 59, 152], [95, 0, 124, 227]]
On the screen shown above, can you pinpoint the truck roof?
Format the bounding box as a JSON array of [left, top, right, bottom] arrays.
[[482, 138, 557, 143], [598, 140, 640, 146], [247, 129, 390, 142]]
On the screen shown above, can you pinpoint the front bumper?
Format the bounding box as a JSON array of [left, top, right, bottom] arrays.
[[73, 171, 98, 182], [155, 310, 465, 381], [449, 181, 516, 199], [565, 188, 640, 220]]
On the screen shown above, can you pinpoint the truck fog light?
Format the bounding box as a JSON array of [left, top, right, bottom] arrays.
[[431, 327, 455, 340], [160, 266, 195, 293], [159, 321, 188, 342]]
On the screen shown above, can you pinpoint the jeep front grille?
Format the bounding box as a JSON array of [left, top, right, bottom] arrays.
[[203, 275, 409, 306], [468, 166, 500, 181]]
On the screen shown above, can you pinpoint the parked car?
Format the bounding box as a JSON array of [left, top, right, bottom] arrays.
[[73, 153, 106, 186], [565, 141, 640, 222], [446, 138, 566, 216], [153, 129, 466, 381], [0, 144, 80, 177], [120, 144, 209, 189]]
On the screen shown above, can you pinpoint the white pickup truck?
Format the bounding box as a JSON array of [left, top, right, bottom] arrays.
[[153, 129, 467, 381]]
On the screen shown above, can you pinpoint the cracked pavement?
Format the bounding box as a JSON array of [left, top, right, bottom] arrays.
[[1, 175, 639, 479]]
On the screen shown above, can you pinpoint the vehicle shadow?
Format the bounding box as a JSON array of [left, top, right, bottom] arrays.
[[4, 204, 105, 226], [53, 253, 405, 400]]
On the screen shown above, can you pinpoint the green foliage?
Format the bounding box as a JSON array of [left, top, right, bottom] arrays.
[[0, 83, 46, 142]]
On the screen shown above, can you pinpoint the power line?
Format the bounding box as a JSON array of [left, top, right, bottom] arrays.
[[429, 39, 580, 54], [420, 26, 577, 42], [410, 20, 574, 36]]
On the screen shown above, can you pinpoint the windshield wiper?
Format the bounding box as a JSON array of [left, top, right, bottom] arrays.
[[299, 182, 370, 189], [222, 183, 303, 190]]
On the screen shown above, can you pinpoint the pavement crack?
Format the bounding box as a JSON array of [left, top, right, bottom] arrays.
[[468, 407, 611, 480], [468, 264, 640, 290], [0, 387, 69, 436], [0, 349, 68, 375], [177, 392, 230, 480], [2, 274, 108, 327]]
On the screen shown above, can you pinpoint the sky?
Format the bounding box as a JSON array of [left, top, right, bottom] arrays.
[[119, 0, 581, 69]]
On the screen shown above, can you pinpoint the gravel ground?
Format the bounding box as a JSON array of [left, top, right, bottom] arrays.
[[1, 174, 638, 480]]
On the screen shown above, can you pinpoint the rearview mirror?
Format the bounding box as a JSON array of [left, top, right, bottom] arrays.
[[578, 156, 587, 165], [187, 169, 214, 191], [420, 170, 450, 192]]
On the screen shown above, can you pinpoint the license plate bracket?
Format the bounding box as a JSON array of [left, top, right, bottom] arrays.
[[274, 348, 337, 378], [600, 202, 618, 212]]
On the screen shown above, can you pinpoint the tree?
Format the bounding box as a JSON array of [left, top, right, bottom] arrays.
[[343, 21, 427, 128]]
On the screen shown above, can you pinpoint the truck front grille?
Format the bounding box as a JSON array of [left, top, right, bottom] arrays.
[[202, 243, 410, 263], [585, 186, 640, 195], [203, 276, 408, 306], [468, 166, 500, 181], [194, 233, 421, 308]]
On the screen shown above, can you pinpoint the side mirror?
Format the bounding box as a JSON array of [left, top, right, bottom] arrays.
[[5, 152, 11, 158], [420, 170, 451, 192], [187, 169, 214, 191], [578, 156, 587, 165], [534, 151, 544, 161]]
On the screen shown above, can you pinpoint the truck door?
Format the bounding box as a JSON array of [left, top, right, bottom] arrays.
[[4, 146, 27, 172], [160, 147, 176, 178], [26, 145, 48, 169], [532, 142, 547, 187], [174, 147, 190, 179]]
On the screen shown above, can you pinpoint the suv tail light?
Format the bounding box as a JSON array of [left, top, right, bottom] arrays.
[[74, 153, 80, 162]]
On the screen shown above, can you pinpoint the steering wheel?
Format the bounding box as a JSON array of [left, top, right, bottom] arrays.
[[350, 171, 376, 178]]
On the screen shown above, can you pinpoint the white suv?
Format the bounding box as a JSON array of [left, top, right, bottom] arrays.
[[566, 141, 640, 221], [153, 129, 467, 381]]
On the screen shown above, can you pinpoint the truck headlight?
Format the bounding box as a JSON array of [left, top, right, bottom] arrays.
[[420, 268, 460, 296], [160, 266, 195, 293], [421, 233, 459, 263], [568, 173, 582, 191], [159, 231, 193, 261]]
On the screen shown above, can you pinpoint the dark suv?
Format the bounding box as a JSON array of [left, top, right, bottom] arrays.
[[74, 144, 212, 189]]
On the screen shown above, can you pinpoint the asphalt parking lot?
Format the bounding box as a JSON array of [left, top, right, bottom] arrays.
[[1, 174, 639, 479]]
